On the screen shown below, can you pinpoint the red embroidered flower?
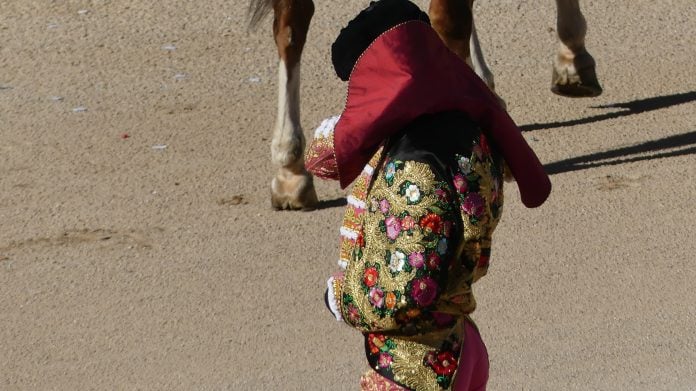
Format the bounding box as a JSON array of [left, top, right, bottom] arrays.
[[462, 192, 485, 218], [363, 267, 379, 287], [356, 231, 365, 248], [435, 188, 449, 202], [411, 277, 438, 307], [420, 213, 442, 234], [401, 215, 415, 231], [368, 334, 386, 354], [427, 253, 441, 270], [431, 351, 457, 376]]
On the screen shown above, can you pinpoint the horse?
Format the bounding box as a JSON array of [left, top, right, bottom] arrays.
[[248, 0, 602, 211]]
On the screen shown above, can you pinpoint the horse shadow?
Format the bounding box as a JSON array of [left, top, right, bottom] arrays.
[[520, 91, 696, 132], [527, 91, 696, 175]]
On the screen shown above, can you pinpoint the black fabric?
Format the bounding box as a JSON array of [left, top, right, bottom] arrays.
[[386, 111, 484, 179], [331, 0, 430, 81]]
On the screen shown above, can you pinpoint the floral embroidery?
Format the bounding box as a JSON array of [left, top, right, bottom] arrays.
[[337, 133, 504, 390], [462, 192, 485, 219], [458, 156, 472, 175], [385, 216, 401, 240], [379, 199, 391, 214], [369, 287, 385, 308], [378, 352, 394, 368], [400, 215, 415, 231], [385, 292, 397, 310], [419, 213, 442, 234], [411, 276, 438, 306], [408, 251, 424, 268], [364, 267, 379, 287], [385, 162, 396, 180], [388, 251, 406, 273], [404, 184, 420, 204], [426, 252, 441, 270], [453, 173, 468, 193]]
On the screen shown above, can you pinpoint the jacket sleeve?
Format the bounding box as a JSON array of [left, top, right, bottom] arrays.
[[305, 115, 341, 180], [336, 157, 461, 333]]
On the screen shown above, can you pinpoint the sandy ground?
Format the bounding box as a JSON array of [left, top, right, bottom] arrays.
[[1, 0, 695, 390]]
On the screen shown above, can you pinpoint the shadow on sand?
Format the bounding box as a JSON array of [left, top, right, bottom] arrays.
[[545, 130, 696, 175], [313, 197, 348, 210], [520, 91, 696, 132]]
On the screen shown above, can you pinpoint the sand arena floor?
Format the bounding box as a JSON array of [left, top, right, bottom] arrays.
[[1, 1, 695, 389]]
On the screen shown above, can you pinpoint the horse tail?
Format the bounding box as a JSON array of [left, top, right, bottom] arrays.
[[248, 0, 274, 31]]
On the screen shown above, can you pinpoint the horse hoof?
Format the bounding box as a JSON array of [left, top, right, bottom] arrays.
[[270, 169, 319, 211], [551, 50, 603, 98]]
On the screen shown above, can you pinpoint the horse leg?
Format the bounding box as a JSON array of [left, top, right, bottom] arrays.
[[270, 0, 318, 210], [551, 0, 602, 97], [469, 17, 495, 92], [430, 1, 505, 107], [429, 0, 474, 71]]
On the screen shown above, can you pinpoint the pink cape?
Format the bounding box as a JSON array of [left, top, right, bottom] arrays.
[[328, 21, 551, 208]]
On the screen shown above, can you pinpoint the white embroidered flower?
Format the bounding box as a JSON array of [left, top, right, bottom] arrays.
[[389, 251, 406, 273], [458, 156, 472, 174], [404, 184, 421, 203]]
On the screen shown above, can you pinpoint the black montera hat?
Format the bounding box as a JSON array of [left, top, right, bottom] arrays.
[[331, 0, 430, 81]]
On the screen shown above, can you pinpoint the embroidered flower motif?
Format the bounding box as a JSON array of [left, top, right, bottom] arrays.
[[389, 251, 406, 273], [411, 277, 438, 307], [458, 156, 472, 174], [370, 198, 380, 212], [379, 199, 390, 214], [462, 192, 485, 218], [408, 251, 424, 268], [426, 253, 441, 270], [356, 231, 365, 248], [404, 184, 421, 203], [385, 216, 402, 240], [368, 334, 386, 354], [437, 238, 448, 255], [435, 188, 449, 202], [363, 267, 379, 287], [401, 215, 415, 231], [369, 287, 385, 308], [420, 213, 442, 234], [453, 173, 468, 193], [431, 351, 457, 376], [347, 304, 361, 324], [378, 352, 393, 368], [385, 292, 397, 310], [385, 162, 396, 181]]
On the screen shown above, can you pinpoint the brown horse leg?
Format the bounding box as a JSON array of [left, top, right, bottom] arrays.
[[430, 0, 505, 107], [269, 0, 318, 210], [429, 0, 474, 67], [551, 0, 602, 97]]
